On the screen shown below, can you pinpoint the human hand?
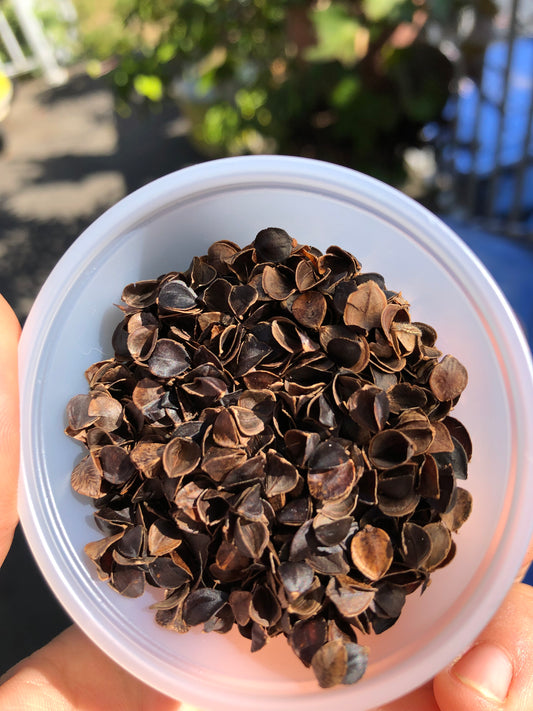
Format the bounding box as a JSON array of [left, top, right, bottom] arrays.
[[0, 294, 531, 711]]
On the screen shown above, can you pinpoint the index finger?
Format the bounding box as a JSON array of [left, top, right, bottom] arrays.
[[0, 294, 21, 565]]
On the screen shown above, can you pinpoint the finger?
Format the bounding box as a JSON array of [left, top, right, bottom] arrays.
[[0, 625, 193, 711], [0, 295, 21, 566], [433, 582, 533, 710]]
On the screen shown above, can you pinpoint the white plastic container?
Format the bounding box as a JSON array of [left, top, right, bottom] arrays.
[[19, 156, 533, 711]]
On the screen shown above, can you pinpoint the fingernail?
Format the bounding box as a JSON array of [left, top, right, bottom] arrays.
[[452, 642, 513, 703]]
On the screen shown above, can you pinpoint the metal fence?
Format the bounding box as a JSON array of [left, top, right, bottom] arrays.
[[437, 0, 533, 240]]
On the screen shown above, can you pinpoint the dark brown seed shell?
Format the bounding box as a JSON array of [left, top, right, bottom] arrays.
[[350, 525, 393, 581], [163, 437, 201, 478], [183, 588, 228, 626], [311, 639, 347, 688], [71, 453, 104, 498], [368, 430, 415, 469], [148, 339, 190, 378], [444, 416, 473, 461], [401, 522, 432, 569], [122, 280, 159, 308], [149, 556, 191, 588], [207, 240, 240, 275], [87, 394, 123, 432], [111, 565, 145, 598], [99, 445, 137, 485], [326, 577, 375, 617], [158, 279, 198, 312], [344, 280, 387, 331], [292, 291, 327, 329], [148, 520, 182, 556], [234, 518, 269, 559], [441, 487, 473, 532], [313, 514, 353, 547], [423, 522, 453, 571], [308, 460, 356, 502], [254, 227, 293, 263], [429, 355, 468, 402], [67, 394, 97, 430], [289, 617, 328, 668]]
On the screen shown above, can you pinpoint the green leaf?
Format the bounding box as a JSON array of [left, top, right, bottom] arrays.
[[330, 76, 360, 108], [363, 0, 408, 23], [307, 5, 362, 65], [85, 60, 103, 79], [235, 88, 267, 120], [133, 74, 164, 102], [156, 43, 176, 63], [201, 103, 240, 146]]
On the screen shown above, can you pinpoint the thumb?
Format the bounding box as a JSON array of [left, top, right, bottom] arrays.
[[433, 582, 533, 710]]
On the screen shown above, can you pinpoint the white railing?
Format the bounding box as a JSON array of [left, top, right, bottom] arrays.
[[0, 0, 77, 86]]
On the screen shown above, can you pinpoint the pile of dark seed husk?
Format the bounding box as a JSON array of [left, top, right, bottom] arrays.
[[67, 228, 473, 688]]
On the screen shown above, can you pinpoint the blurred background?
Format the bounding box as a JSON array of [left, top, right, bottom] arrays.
[[1, 0, 532, 676]]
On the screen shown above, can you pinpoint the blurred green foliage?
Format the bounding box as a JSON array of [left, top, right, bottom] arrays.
[[76, 0, 496, 183]]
